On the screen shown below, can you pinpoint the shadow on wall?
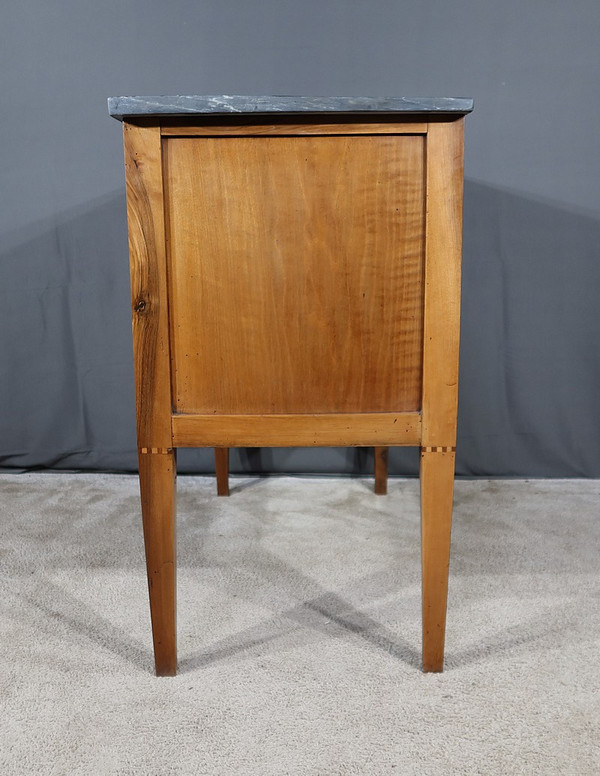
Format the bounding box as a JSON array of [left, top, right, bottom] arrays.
[[1, 181, 599, 476], [459, 180, 600, 477], [0, 192, 137, 472]]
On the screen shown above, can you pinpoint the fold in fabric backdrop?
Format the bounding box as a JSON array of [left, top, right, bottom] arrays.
[[1, 0, 599, 476], [1, 180, 599, 477]]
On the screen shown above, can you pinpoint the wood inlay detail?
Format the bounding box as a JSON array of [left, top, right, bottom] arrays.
[[139, 447, 174, 455], [421, 446, 456, 453]]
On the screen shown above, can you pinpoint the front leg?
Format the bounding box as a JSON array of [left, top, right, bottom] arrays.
[[138, 448, 177, 676], [420, 446, 455, 672]]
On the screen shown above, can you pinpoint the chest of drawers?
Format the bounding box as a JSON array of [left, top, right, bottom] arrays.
[[109, 95, 473, 675]]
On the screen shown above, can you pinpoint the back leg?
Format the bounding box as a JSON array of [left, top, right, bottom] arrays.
[[215, 447, 230, 496], [374, 446, 388, 495]]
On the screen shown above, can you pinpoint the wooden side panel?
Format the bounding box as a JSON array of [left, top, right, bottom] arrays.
[[171, 412, 422, 447], [164, 134, 425, 415], [123, 123, 173, 448], [421, 119, 464, 447]]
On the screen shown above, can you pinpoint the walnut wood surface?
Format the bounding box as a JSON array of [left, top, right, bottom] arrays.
[[138, 450, 177, 676], [420, 449, 455, 672], [374, 446, 389, 495], [161, 121, 427, 136], [164, 133, 425, 415], [419, 117, 464, 672], [171, 412, 422, 447], [421, 118, 464, 447], [123, 123, 173, 449], [214, 448, 230, 496]]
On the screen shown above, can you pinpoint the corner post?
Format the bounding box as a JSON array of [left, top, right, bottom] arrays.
[[124, 121, 177, 676], [420, 117, 465, 671]]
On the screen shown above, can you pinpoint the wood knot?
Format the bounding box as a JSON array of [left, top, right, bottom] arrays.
[[134, 299, 147, 313]]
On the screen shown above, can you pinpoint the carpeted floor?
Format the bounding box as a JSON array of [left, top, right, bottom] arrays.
[[0, 473, 598, 775]]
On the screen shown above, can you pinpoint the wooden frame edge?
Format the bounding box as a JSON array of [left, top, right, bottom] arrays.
[[172, 412, 422, 447], [160, 120, 428, 137]]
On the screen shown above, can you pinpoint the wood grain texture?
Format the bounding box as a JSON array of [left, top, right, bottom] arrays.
[[124, 123, 173, 448], [163, 134, 425, 415], [421, 118, 464, 447], [161, 121, 427, 136], [374, 446, 388, 495], [420, 448, 455, 672], [171, 412, 421, 447], [138, 449, 177, 676], [214, 448, 229, 496]]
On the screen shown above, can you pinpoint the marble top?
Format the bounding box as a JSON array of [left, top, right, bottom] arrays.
[[108, 95, 473, 120]]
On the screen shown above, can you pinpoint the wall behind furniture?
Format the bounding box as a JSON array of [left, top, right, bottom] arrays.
[[1, 0, 599, 476]]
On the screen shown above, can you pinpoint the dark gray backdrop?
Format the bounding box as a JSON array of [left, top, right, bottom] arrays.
[[1, 1, 599, 476]]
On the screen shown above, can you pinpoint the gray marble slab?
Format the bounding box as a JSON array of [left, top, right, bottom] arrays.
[[108, 95, 473, 120]]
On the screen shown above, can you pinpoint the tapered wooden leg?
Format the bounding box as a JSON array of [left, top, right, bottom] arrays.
[[420, 448, 455, 672], [215, 447, 230, 496], [374, 446, 388, 495], [138, 449, 177, 676]]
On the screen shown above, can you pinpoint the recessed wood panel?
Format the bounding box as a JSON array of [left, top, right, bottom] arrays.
[[164, 133, 424, 414]]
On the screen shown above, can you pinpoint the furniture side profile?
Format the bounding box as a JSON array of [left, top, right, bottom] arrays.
[[112, 96, 472, 676]]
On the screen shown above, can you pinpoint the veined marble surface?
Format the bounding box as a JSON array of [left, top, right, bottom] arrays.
[[108, 94, 473, 120]]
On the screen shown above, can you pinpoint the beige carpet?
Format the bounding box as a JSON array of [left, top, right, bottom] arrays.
[[0, 473, 598, 775]]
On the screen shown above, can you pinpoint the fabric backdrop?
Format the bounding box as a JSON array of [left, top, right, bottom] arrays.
[[1, 1, 599, 476]]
